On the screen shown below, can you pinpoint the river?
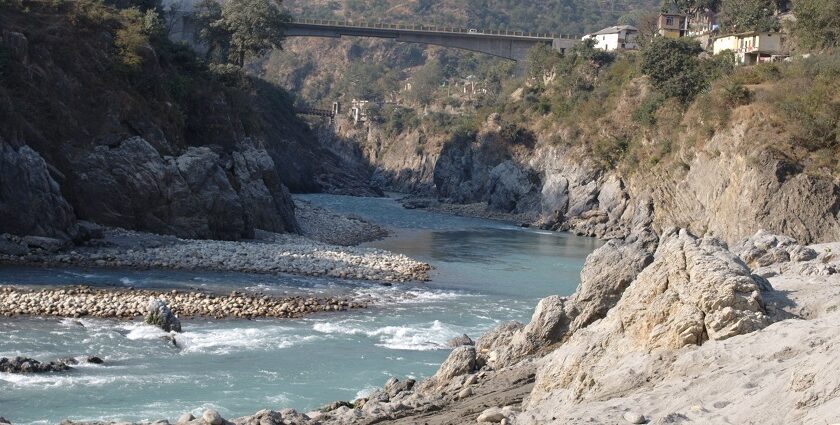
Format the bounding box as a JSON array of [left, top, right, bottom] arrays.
[[0, 195, 600, 424]]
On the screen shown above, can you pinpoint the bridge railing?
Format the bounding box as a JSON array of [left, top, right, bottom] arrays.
[[288, 18, 580, 39]]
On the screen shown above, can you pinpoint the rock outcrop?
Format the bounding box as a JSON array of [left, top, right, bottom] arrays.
[[421, 345, 477, 390], [526, 229, 769, 410], [520, 309, 840, 424], [732, 229, 818, 269], [0, 139, 76, 239], [477, 231, 658, 369], [145, 298, 182, 333], [52, 229, 840, 425], [66, 138, 298, 241], [0, 356, 72, 373]]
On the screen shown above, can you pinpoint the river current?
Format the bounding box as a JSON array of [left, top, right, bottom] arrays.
[[0, 195, 600, 424]]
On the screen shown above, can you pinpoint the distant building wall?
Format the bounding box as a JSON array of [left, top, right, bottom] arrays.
[[713, 32, 788, 65], [583, 28, 638, 51]]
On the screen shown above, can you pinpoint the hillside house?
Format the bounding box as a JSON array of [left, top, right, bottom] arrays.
[[687, 10, 720, 36], [350, 99, 370, 124], [712, 32, 788, 65], [658, 12, 687, 38], [582, 25, 638, 51]]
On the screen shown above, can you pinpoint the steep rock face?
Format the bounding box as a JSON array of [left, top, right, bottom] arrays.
[[530, 147, 654, 239], [0, 139, 76, 238], [0, 5, 379, 242], [230, 144, 299, 233], [487, 160, 540, 214], [356, 126, 439, 195], [66, 137, 298, 240], [635, 117, 840, 245], [526, 229, 769, 408]]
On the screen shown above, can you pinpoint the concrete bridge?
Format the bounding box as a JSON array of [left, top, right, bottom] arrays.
[[164, 7, 581, 62], [285, 18, 580, 61]]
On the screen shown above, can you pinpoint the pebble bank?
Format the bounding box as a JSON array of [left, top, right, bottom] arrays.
[[0, 228, 431, 283], [0, 286, 366, 320]]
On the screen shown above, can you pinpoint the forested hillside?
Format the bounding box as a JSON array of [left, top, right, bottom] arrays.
[[262, 0, 661, 109]]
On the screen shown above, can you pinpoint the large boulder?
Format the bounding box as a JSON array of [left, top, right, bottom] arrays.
[[568, 230, 657, 330], [420, 346, 477, 390], [0, 140, 76, 239], [145, 298, 182, 333]]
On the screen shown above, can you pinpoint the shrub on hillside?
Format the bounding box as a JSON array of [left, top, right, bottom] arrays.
[[720, 0, 779, 33], [792, 0, 840, 50], [640, 37, 706, 104], [383, 106, 421, 136], [69, 0, 118, 28], [115, 7, 163, 70]]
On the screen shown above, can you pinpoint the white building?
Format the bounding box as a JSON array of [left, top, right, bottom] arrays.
[[712, 32, 788, 65], [582, 25, 638, 51]]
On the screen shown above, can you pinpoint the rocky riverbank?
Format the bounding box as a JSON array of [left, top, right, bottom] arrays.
[[55, 228, 840, 425], [0, 286, 366, 320], [0, 227, 430, 283], [399, 196, 536, 225], [295, 200, 389, 246]]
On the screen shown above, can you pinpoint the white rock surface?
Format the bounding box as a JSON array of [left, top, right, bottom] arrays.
[[201, 409, 222, 425], [527, 229, 769, 410]]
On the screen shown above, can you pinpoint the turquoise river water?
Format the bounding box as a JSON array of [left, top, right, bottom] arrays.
[[0, 194, 600, 424]]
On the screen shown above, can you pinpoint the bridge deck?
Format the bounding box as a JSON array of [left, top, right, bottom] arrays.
[[287, 18, 581, 41], [295, 107, 334, 118]]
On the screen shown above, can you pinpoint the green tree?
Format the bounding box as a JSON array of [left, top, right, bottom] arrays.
[[115, 7, 163, 69], [409, 60, 444, 105], [526, 44, 563, 82], [105, 0, 161, 12], [641, 37, 707, 103], [335, 62, 386, 101], [720, 0, 778, 32], [221, 0, 289, 67], [193, 0, 230, 63], [662, 0, 721, 15], [792, 0, 840, 49]]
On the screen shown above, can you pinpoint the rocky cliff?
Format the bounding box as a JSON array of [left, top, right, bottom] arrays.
[[337, 86, 840, 245], [0, 2, 376, 242]]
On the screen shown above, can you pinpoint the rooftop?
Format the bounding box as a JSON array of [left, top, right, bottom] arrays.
[[588, 25, 638, 36]]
